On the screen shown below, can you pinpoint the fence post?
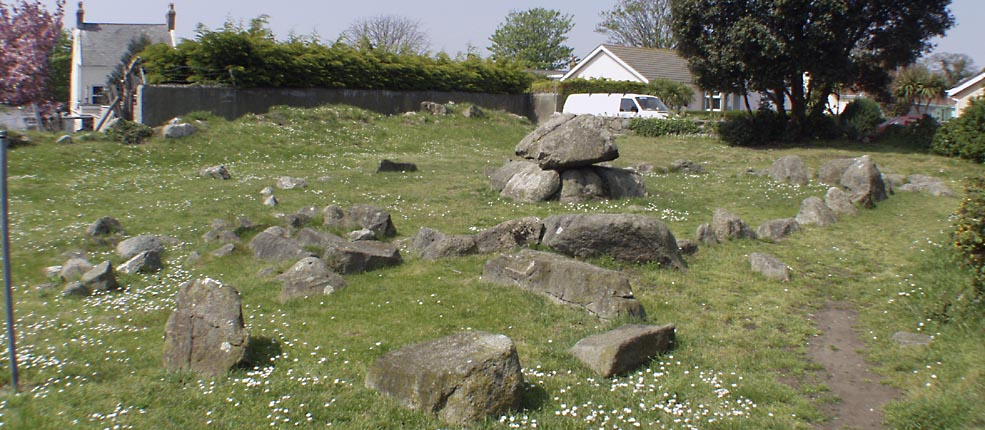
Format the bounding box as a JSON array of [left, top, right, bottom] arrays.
[[0, 129, 19, 392]]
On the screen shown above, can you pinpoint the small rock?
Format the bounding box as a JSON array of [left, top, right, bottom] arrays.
[[711, 209, 757, 241], [260, 186, 274, 196], [669, 159, 705, 174], [795, 196, 837, 226], [118, 250, 163, 274], [348, 229, 376, 241], [676, 239, 698, 255], [463, 105, 484, 118], [263, 195, 278, 207], [62, 281, 90, 297], [56, 135, 73, 144], [86, 216, 124, 237], [756, 219, 800, 242], [892, 331, 932, 346], [210, 244, 236, 257], [570, 324, 676, 378], [749, 252, 790, 281], [199, 165, 231, 180], [276, 176, 307, 190], [81, 261, 119, 292], [162, 122, 197, 139], [59, 258, 93, 280], [117, 235, 164, 260], [825, 187, 858, 216], [377, 159, 418, 173]]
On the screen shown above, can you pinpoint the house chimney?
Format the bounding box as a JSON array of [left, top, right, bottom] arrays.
[[166, 3, 176, 31], [76, 2, 84, 28]]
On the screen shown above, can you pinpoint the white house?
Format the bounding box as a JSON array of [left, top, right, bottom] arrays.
[[70, 2, 175, 128], [561, 44, 759, 112], [947, 71, 985, 117]]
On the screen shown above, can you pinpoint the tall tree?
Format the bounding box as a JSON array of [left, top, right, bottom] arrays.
[[671, 0, 953, 136], [921, 52, 979, 87], [45, 28, 72, 105], [342, 14, 430, 56], [596, 0, 674, 49], [0, 0, 65, 110], [488, 8, 574, 69]]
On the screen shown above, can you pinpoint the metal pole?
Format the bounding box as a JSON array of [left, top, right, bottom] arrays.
[[0, 129, 18, 391]]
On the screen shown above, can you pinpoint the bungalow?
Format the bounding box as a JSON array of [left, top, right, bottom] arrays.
[[947, 71, 985, 117], [561, 44, 758, 112], [70, 2, 176, 128]]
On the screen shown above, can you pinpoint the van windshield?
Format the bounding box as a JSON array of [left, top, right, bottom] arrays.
[[636, 97, 669, 112]]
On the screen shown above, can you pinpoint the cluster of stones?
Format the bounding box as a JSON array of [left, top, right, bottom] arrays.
[[416, 100, 485, 118], [490, 114, 647, 203]]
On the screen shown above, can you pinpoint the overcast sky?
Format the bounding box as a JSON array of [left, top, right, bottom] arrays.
[[54, 0, 985, 70]]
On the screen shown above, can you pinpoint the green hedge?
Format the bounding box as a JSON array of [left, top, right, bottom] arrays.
[[953, 176, 985, 295], [140, 29, 533, 94], [932, 98, 985, 161], [629, 118, 702, 137]]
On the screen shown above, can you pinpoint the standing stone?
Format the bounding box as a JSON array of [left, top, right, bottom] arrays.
[[474, 217, 544, 253], [756, 218, 801, 242], [86, 217, 124, 237], [542, 214, 686, 269], [570, 324, 676, 378], [515, 114, 619, 169], [482, 250, 646, 320], [711, 209, 757, 241], [840, 155, 887, 207], [365, 331, 524, 424], [118, 250, 163, 274], [818, 158, 856, 185], [749, 252, 791, 281], [825, 187, 858, 216], [162, 278, 249, 376], [275, 257, 347, 303], [795, 196, 837, 226], [499, 163, 561, 203], [81, 261, 119, 292], [768, 155, 810, 185], [594, 166, 647, 199], [559, 168, 606, 202], [117, 235, 164, 260]]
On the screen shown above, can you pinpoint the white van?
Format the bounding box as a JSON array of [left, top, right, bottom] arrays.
[[562, 93, 671, 118]]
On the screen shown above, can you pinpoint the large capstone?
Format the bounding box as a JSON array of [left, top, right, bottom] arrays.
[[365, 331, 524, 424], [162, 278, 249, 376], [542, 214, 686, 269], [515, 114, 619, 169], [482, 249, 646, 320]]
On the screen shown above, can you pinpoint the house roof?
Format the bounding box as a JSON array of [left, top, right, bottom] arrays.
[[947, 70, 985, 98], [562, 44, 693, 84], [77, 23, 173, 67]]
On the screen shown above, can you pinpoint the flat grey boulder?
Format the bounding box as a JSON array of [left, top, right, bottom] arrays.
[[322, 240, 402, 274], [347, 228, 376, 241], [543, 214, 686, 270], [202, 228, 240, 243], [482, 249, 646, 320], [162, 278, 249, 376], [275, 257, 346, 303], [570, 324, 676, 378], [118, 250, 163, 274], [756, 218, 800, 242], [795, 196, 837, 226], [409, 227, 477, 260], [59, 257, 93, 280], [365, 331, 524, 424], [117, 234, 164, 260], [210, 244, 236, 257], [81, 261, 119, 292], [824, 187, 858, 216], [712, 209, 757, 241], [749, 252, 791, 281], [500, 162, 561, 203], [86, 216, 124, 237], [62, 281, 89, 297], [199, 165, 230, 179], [295, 228, 346, 249], [559, 168, 606, 203], [162, 122, 197, 139], [899, 174, 953, 197], [669, 159, 705, 174], [248, 231, 314, 262], [276, 176, 307, 190], [840, 155, 887, 207], [474, 217, 544, 253], [769, 155, 810, 185], [595, 166, 647, 199], [818, 158, 856, 185], [420, 101, 448, 115], [515, 114, 619, 169], [323, 204, 397, 238]]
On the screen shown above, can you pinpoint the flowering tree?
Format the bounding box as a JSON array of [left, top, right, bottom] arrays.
[[0, 0, 65, 110]]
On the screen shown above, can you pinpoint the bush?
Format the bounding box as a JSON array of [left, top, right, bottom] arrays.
[[952, 175, 985, 296], [840, 98, 883, 140], [716, 109, 786, 146], [931, 98, 985, 161], [629, 118, 701, 137], [105, 119, 153, 144], [879, 115, 939, 150]]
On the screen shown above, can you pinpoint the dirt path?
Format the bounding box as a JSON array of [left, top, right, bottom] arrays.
[[806, 301, 899, 430]]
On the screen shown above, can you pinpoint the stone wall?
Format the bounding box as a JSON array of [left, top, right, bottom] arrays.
[[136, 85, 561, 126]]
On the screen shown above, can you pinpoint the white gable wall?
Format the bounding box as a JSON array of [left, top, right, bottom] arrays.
[[565, 53, 645, 83]]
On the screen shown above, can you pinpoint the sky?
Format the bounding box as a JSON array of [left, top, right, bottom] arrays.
[[49, 0, 985, 69]]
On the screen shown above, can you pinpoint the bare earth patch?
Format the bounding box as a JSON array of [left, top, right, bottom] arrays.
[[807, 301, 899, 430]]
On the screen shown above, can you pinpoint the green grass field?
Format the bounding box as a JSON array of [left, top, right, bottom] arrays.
[[1, 105, 983, 429]]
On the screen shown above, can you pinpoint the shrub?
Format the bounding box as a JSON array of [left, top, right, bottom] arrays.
[[629, 118, 701, 137], [840, 98, 883, 140], [105, 119, 153, 144], [716, 109, 785, 146], [879, 115, 939, 150], [952, 175, 985, 296], [931, 98, 985, 161]]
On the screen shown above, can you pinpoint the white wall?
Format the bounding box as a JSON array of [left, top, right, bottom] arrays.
[[954, 84, 983, 116], [567, 54, 643, 83]]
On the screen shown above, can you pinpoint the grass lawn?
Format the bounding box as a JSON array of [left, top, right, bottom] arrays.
[[1, 105, 983, 429]]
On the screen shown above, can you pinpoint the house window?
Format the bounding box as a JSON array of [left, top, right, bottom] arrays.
[[91, 86, 107, 105], [704, 92, 722, 111]]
